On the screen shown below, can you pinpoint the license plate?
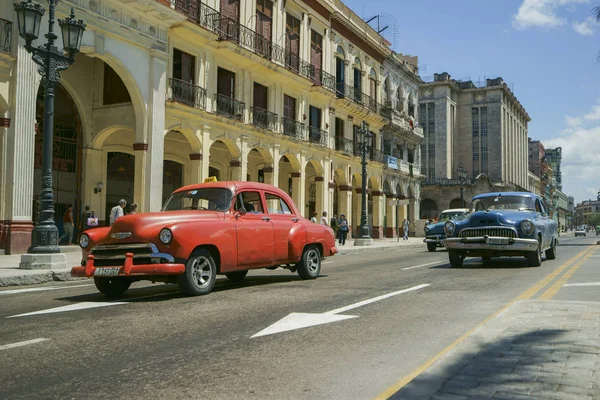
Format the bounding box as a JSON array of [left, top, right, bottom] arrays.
[[486, 237, 509, 245], [94, 267, 121, 276]]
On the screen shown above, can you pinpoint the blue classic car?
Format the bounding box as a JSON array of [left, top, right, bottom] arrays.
[[423, 208, 470, 252], [443, 192, 559, 267]]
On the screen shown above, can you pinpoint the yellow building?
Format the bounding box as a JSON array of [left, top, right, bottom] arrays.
[[0, 0, 423, 254]]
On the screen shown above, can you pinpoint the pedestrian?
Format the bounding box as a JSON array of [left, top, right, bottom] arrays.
[[330, 213, 338, 237], [338, 214, 348, 245], [402, 218, 409, 241], [87, 211, 99, 228], [81, 205, 92, 232], [310, 211, 318, 223], [128, 203, 138, 215], [110, 199, 126, 225], [59, 204, 74, 245], [320, 211, 328, 226]]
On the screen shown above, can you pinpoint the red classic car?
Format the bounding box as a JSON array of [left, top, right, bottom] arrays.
[[72, 181, 338, 296]]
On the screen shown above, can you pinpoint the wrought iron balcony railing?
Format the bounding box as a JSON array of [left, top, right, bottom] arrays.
[[304, 66, 336, 92], [167, 78, 207, 110], [308, 126, 328, 146], [174, 0, 219, 32], [252, 106, 278, 131], [335, 137, 354, 155], [370, 148, 385, 163], [282, 117, 305, 140], [0, 18, 12, 54], [215, 93, 245, 122]]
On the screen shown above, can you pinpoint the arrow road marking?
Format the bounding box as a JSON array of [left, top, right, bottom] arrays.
[[0, 338, 49, 351], [6, 301, 128, 318], [251, 284, 430, 338]]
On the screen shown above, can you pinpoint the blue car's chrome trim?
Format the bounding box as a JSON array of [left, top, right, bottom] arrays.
[[444, 237, 538, 252]]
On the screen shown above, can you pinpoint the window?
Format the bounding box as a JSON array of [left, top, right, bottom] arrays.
[[472, 108, 480, 177], [103, 64, 131, 105], [283, 95, 296, 119], [480, 107, 488, 174], [173, 49, 195, 84], [265, 193, 292, 214], [162, 188, 233, 212], [235, 191, 264, 213], [309, 106, 321, 129]]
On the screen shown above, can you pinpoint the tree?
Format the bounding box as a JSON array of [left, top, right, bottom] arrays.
[[588, 212, 600, 228]]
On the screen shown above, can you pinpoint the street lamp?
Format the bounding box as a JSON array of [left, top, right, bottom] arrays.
[[14, 0, 85, 253], [355, 121, 373, 244], [457, 162, 467, 208]]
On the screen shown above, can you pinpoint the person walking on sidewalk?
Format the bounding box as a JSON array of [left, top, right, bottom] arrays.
[[338, 214, 348, 246], [330, 214, 338, 238], [320, 211, 329, 226], [110, 199, 126, 225], [60, 204, 74, 245], [402, 218, 409, 241], [310, 212, 318, 224], [80, 205, 92, 232]]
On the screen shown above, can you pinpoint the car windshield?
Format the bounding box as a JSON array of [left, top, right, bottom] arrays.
[[472, 195, 536, 212], [438, 212, 467, 222], [162, 188, 233, 212]]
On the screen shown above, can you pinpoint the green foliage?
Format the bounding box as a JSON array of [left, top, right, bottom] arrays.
[[587, 212, 600, 228]]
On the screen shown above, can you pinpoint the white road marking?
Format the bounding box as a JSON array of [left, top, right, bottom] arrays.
[[563, 282, 600, 287], [0, 338, 49, 351], [402, 261, 446, 270], [0, 284, 92, 295], [322, 261, 334, 264], [6, 301, 127, 318], [252, 284, 430, 338]]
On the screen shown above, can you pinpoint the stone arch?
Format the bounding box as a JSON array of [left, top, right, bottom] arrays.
[[209, 139, 240, 180], [353, 57, 362, 70], [420, 199, 437, 220], [333, 168, 348, 186], [213, 138, 241, 159], [368, 175, 381, 192], [396, 84, 405, 112], [247, 147, 273, 182], [383, 180, 393, 196], [449, 198, 463, 209], [278, 153, 301, 171], [335, 45, 345, 60], [91, 126, 135, 150], [164, 125, 202, 153], [304, 159, 324, 177]]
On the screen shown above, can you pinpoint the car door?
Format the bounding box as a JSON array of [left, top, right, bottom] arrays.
[[536, 198, 550, 248], [234, 190, 275, 268], [264, 191, 299, 263]]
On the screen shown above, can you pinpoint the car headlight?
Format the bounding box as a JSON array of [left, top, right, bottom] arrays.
[[521, 220, 534, 236], [79, 233, 90, 249], [424, 226, 430, 233], [444, 221, 456, 236], [159, 228, 172, 245]]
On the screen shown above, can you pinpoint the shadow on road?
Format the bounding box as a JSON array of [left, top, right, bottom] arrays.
[[389, 329, 568, 399], [431, 258, 533, 269]]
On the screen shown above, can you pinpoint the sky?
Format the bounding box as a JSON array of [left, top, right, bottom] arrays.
[[343, 0, 600, 204]]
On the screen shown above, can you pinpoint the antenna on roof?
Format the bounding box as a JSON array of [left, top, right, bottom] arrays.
[[363, 13, 399, 51]]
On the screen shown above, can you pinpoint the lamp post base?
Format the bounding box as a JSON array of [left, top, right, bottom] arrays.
[[354, 237, 374, 246], [19, 253, 67, 270]]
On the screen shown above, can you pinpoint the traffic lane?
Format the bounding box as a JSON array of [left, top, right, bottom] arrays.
[[0, 242, 586, 399]]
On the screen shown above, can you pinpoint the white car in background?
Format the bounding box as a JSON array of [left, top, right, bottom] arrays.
[[574, 227, 586, 237]]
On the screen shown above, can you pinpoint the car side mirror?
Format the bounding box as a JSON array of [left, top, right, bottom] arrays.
[[238, 207, 247, 216]]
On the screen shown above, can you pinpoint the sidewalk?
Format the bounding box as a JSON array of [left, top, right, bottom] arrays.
[[336, 236, 425, 256], [0, 246, 84, 287]]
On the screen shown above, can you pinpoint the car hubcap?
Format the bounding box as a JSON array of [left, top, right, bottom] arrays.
[[307, 250, 320, 273], [191, 256, 212, 287]]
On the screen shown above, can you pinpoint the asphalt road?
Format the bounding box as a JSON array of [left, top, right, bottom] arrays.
[[0, 235, 598, 400]]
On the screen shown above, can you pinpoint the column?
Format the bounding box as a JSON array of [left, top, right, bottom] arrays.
[[201, 129, 212, 180], [240, 135, 249, 181], [205, 51, 217, 113], [291, 172, 302, 215], [81, 149, 104, 222], [338, 186, 352, 231], [272, 144, 280, 186], [301, 13, 310, 62], [371, 191, 384, 238], [315, 176, 325, 216], [229, 160, 242, 180], [386, 196, 396, 238], [189, 153, 203, 184], [263, 166, 274, 185], [3, 42, 38, 254], [328, 181, 335, 219], [354, 188, 363, 236], [409, 197, 417, 236], [133, 144, 148, 211]]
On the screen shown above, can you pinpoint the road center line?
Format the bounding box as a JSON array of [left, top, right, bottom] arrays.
[[539, 246, 597, 300], [0, 338, 49, 351], [0, 284, 93, 295], [325, 284, 430, 315], [402, 261, 446, 270]]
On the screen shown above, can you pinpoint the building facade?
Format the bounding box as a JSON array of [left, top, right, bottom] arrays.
[[575, 200, 600, 227], [417, 72, 531, 217], [0, 0, 425, 254], [544, 147, 562, 192]]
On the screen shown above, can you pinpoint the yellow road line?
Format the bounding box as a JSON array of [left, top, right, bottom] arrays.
[[538, 246, 597, 300], [373, 245, 594, 400]]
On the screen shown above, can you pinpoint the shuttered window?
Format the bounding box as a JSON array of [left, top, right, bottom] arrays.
[[310, 30, 322, 71], [283, 95, 296, 120], [253, 83, 268, 110], [217, 68, 235, 98], [220, 0, 240, 21], [173, 49, 195, 84]]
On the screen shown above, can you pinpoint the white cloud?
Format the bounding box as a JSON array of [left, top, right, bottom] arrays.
[[573, 16, 595, 35], [513, 0, 590, 30]]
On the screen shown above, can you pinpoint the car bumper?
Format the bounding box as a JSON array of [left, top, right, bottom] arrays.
[[443, 237, 538, 252], [328, 246, 338, 256], [423, 237, 445, 245], [71, 253, 185, 278]]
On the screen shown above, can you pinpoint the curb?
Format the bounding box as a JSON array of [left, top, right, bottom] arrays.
[[337, 242, 424, 256], [0, 269, 86, 287]]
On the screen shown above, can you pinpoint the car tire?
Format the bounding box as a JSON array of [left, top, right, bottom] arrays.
[[296, 246, 321, 280], [225, 270, 248, 281], [448, 250, 463, 268], [94, 277, 131, 297], [545, 238, 557, 260], [178, 249, 217, 296], [427, 243, 437, 252], [526, 239, 542, 267]]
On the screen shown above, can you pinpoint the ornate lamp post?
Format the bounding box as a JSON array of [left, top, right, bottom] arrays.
[[13, 0, 85, 253], [355, 121, 373, 245], [457, 162, 467, 208]]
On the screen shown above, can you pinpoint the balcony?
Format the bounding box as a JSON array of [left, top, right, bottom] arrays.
[[306, 66, 336, 93], [370, 149, 385, 164], [167, 78, 206, 110], [282, 117, 305, 140], [0, 19, 12, 54], [308, 126, 328, 146], [174, 0, 220, 33], [215, 94, 245, 122], [384, 108, 424, 141], [251, 106, 278, 131], [335, 137, 354, 155]]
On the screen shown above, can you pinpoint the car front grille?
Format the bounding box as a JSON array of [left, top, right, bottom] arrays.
[[458, 227, 517, 239], [87, 243, 161, 267]]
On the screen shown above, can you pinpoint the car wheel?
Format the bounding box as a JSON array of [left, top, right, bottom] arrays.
[[296, 246, 321, 280], [94, 277, 131, 297], [225, 270, 248, 281], [427, 243, 437, 252], [526, 238, 542, 267], [545, 238, 557, 260], [178, 249, 217, 296], [448, 250, 463, 268]]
